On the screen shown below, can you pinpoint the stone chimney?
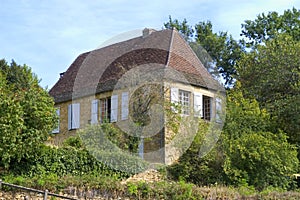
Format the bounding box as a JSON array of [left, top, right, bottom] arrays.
[[143, 28, 156, 38], [60, 72, 65, 78]]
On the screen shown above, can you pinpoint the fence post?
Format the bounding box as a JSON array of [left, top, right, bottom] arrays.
[[44, 189, 48, 200]]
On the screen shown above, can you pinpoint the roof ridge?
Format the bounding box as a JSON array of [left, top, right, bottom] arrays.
[[165, 28, 175, 68]]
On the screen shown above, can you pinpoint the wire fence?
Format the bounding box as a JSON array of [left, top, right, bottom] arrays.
[[0, 179, 78, 200]]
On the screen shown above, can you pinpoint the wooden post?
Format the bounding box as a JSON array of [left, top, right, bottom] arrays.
[[44, 189, 48, 200]]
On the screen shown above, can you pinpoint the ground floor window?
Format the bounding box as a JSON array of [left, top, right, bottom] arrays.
[[179, 90, 191, 115], [100, 97, 111, 123], [203, 96, 211, 121]]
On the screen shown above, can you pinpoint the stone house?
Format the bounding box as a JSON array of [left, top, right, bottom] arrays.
[[49, 28, 224, 164]]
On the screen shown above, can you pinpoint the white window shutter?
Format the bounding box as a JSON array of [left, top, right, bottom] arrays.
[[216, 97, 222, 123], [72, 103, 80, 129], [111, 95, 118, 122], [68, 104, 72, 130], [194, 92, 203, 117], [91, 99, 98, 124], [170, 87, 179, 103], [52, 108, 60, 133], [170, 87, 179, 112], [121, 92, 129, 120]]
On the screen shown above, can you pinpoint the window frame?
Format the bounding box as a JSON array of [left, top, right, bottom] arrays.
[[52, 107, 60, 133], [99, 97, 111, 123], [179, 89, 191, 115], [203, 95, 212, 121]]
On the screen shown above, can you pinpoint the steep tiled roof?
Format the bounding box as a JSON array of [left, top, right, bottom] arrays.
[[49, 29, 223, 103]]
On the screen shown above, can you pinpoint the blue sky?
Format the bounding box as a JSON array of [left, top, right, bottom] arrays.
[[1, 0, 299, 88]]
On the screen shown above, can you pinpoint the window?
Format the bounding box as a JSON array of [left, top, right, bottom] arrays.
[[203, 96, 211, 120], [68, 103, 80, 130], [100, 97, 111, 123], [91, 99, 98, 124], [179, 90, 191, 115], [52, 107, 60, 133]]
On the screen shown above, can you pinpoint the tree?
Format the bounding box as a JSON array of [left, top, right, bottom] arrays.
[[224, 130, 298, 190], [223, 83, 299, 190], [237, 34, 300, 151], [0, 59, 57, 168], [164, 17, 244, 86], [241, 7, 300, 47], [164, 15, 194, 41]]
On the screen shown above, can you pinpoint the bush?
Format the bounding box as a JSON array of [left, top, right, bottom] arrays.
[[224, 131, 299, 190], [78, 124, 149, 174]]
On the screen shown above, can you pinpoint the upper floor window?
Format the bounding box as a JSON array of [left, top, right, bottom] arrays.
[[99, 97, 111, 123], [203, 96, 211, 121], [52, 107, 60, 133], [179, 90, 191, 115]]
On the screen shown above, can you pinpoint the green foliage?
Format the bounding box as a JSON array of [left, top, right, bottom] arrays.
[[78, 124, 149, 174], [194, 21, 243, 85], [9, 144, 116, 178], [224, 82, 271, 139], [164, 15, 194, 41], [224, 131, 298, 190], [241, 7, 300, 46], [167, 120, 225, 185], [0, 59, 57, 169], [223, 85, 299, 190], [237, 34, 300, 151]]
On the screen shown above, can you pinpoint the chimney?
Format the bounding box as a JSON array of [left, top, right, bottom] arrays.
[[143, 28, 156, 38], [60, 72, 65, 78]]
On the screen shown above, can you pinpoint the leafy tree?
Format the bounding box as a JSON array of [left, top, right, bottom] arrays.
[[237, 34, 300, 150], [223, 82, 271, 139], [241, 7, 300, 47], [164, 17, 244, 86], [0, 59, 57, 168], [164, 15, 194, 41], [194, 21, 243, 86], [224, 130, 298, 190], [223, 83, 299, 190]]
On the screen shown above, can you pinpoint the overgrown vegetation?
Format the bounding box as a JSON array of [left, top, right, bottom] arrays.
[[0, 59, 57, 169], [164, 7, 300, 192]]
